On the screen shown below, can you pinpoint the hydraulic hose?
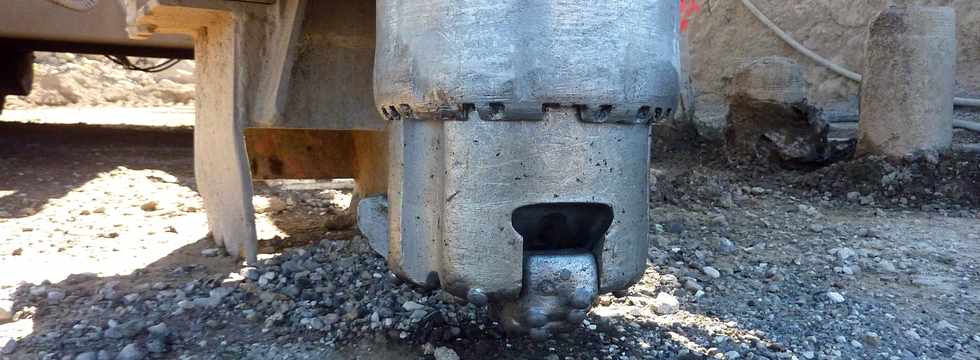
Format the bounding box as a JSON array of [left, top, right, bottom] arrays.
[[826, 117, 980, 134], [48, 0, 98, 12], [738, 0, 980, 108]]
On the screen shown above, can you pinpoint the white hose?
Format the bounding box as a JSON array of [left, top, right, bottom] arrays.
[[954, 144, 980, 152], [739, 0, 980, 108], [954, 120, 980, 133], [48, 0, 99, 11], [828, 118, 980, 133]]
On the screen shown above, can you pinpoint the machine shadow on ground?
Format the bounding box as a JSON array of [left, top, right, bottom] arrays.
[[0, 122, 194, 220]]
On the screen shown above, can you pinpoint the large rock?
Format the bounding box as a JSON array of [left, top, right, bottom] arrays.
[[729, 56, 807, 104], [685, 0, 979, 107], [691, 102, 729, 142], [857, 6, 956, 159], [725, 57, 832, 165]]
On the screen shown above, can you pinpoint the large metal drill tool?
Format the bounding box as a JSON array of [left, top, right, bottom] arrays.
[[370, 0, 680, 335]]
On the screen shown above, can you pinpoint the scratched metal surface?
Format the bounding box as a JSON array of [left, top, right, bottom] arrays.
[[376, 0, 677, 331], [385, 108, 650, 301], [375, 0, 680, 123]]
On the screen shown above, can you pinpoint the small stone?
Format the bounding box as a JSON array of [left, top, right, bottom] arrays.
[[658, 274, 680, 289], [433, 347, 460, 360], [47, 290, 67, 304], [105, 320, 145, 340], [683, 279, 702, 292], [831, 247, 856, 261], [147, 323, 170, 338], [410, 309, 428, 321], [258, 272, 277, 287], [797, 204, 821, 217], [719, 192, 735, 208], [861, 228, 884, 239], [140, 201, 158, 212], [345, 306, 362, 321], [846, 192, 861, 201], [75, 351, 97, 360], [10, 248, 21, 256], [402, 301, 425, 312], [717, 238, 737, 254], [650, 293, 680, 315], [123, 293, 140, 305], [151, 282, 167, 290], [859, 195, 874, 206], [863, 332, 881, 347], [875, 260, 897, 273], [664, 221, 686, 234], [808, 224, 825, 233], [724, 351, 741, 359], [323, 313, 340, 325], [29, 285, 47, 297], [826, 291, 845, 303], [241, 267, 260, 281], [834, 266, 856, 275], [466, 288, 488, 306], [200, 248, 221, 257], [146, 338, 167, 353], [116, 343, 144, 360], [0, 301, 12, 323], [935, 320, 958, 331], [702, 266, 721, 279], [1, 338, 16, 355]]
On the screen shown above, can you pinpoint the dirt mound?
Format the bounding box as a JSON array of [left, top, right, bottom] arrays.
[[5, 52, 195, 109], [798, 152, 980, 208]]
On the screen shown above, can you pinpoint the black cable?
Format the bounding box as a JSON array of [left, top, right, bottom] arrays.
[[104, 55, 182, 73]]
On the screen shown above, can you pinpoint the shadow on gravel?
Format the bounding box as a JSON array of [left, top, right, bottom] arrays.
[[0, 121, 194, 220], [1, 234, 789, 360], [4, 236, 242, 359]]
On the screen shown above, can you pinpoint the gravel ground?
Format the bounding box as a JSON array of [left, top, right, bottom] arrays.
[[1, 120, 978, 360]]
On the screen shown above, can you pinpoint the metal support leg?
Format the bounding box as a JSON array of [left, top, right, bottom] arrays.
[[193, 15, 257, 264]]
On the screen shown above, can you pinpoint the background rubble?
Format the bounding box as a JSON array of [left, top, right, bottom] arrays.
[[686, 0, 980, 107], [5, 53, 194, 109]]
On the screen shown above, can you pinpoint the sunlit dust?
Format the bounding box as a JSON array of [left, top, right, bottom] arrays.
[[0, 167, 209, 287]]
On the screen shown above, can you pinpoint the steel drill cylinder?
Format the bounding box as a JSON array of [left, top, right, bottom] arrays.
[[858, 6, 956, 158], [374, 0, 679, 331]]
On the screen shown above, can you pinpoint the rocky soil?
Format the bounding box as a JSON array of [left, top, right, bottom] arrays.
[[1, 120, 978, 359]]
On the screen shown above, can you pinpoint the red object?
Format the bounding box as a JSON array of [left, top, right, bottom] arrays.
[[680, 0, 701, 32]]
